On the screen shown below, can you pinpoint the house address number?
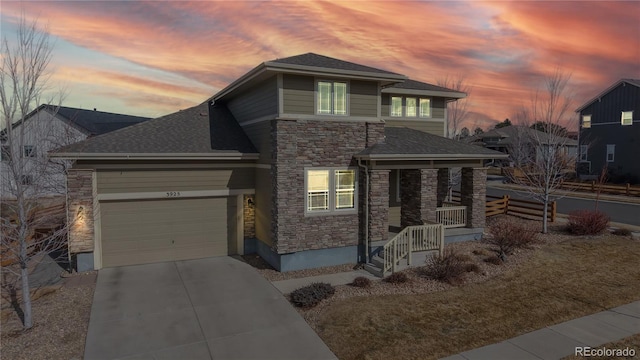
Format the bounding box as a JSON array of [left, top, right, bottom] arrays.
[[166, 191, 181, 197]]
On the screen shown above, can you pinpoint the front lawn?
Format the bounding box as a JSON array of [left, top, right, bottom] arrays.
[[312, 234, 640, 360]]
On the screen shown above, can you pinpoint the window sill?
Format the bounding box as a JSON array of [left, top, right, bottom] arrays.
[[305, 209, 358, 217]]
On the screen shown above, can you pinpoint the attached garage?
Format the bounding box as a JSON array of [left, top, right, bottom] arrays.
[[100, 197, 233, 267]]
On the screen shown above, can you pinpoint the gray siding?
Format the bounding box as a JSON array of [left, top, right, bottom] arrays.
[[226, 76, 277, 123], [350, 80, 378, 117], [381, 94, 446, 119], [283, 74, 314, 115], [254, 167, 272, 246], [242, 120, 272, 164], [96, 168, 255, 194], [385, 119, 445, 136]]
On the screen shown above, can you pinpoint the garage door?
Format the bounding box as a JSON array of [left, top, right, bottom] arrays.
[[100, 197, 230, 267]]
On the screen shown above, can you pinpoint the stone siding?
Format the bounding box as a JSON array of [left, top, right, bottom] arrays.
[[243, 194, 256, 239], [271, 119, 385, 254], [460, 167, 487, 228], [368, 169, 389, 242], [400, 169, 438, 227], [67, 169, 95, 254]]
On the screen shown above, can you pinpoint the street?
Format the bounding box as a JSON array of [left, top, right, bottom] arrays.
[[486, 186, 640, 226]]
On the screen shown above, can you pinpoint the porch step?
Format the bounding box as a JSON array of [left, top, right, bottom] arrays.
[[364, 251, 441, 278], [363, 263, 383, 278]]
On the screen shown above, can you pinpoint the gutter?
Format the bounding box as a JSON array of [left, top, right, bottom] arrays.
[[49, 152, 260, 161], [355, 153, 510, 161], [357, 159, 370, 264]]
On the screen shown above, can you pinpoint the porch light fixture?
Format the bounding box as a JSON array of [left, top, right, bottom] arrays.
[[247, 198, 255, 207], [76, 206, 85, 220]]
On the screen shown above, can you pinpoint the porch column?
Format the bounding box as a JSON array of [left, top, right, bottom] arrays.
[[400, 169, 438, 227], [437, 168, 449, 206], [368, 169, 389, 242], [460, 167, 487, 228]]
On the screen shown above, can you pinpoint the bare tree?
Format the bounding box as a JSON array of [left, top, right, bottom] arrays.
[[506, 69, 577, 233], [438, 75, 470, 140], [1, 16, 70, 329]]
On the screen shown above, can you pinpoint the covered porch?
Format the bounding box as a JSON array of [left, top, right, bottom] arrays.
[[355, 127, 508, 276]]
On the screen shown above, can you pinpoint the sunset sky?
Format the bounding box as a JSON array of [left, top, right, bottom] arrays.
[[1, 1, 639, 130]]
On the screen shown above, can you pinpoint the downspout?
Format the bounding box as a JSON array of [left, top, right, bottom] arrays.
[[358, 158, 369, 264]]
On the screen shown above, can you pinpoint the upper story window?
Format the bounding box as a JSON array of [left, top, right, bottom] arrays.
[[317, 81, 347, 115], [606, 144, 615, 162], [621, 111, 633, 126], [23, 145, 35, 158], [390, 96, 432, 118], [305, 168, 357, 215], [391, 97, 402, 117], [582, 115, 591, 128]]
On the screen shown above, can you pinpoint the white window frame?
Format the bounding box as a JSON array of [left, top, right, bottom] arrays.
[[305, 167, 358, 216], [405, 97, 417, 117], [391, 96, 403, 117], [621, 111, 633, 126], [419, 98, 431, 118], [579, 145, 588, 161], [606, 144, 615, 162], [316, 80, 348, 116], [582, 114, 591, 128]]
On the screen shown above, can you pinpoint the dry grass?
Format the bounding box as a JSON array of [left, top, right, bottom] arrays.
[[563, 334, 640, 359], [314, 235, 640, 360]]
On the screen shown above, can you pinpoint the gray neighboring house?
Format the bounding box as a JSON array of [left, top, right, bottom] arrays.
[[576, 79, 640, 183], [53, 53, 506, 273], [1, 105, 150, 198]]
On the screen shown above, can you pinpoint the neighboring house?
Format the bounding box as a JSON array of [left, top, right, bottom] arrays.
[[52, 53, 506, 272], [465, 125, 578, 167], [1, 105, 150, 198], [576, 79, 640, 183]]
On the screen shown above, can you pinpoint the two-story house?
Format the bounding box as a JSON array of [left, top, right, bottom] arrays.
[[1, 105, 150, 198], [53, 53, 506, 273], [576, 79, 640, 183]]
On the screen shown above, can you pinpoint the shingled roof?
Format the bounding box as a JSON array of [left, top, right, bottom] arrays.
[[53, 106, 151, 135], [268, 53, 402, 76], [356, 127, 507, 160], [53, 102, 257, 159]]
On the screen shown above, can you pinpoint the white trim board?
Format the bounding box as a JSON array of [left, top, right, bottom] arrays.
[[97, 188, 255, 201]]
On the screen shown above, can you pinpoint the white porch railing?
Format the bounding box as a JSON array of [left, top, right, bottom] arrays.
[[436, 205, 467, 228], [383, 222, 444, 274]]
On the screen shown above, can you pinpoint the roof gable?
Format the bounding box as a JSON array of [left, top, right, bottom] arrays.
[[268, 53, 401, 76], [576, 79, 640, 112]]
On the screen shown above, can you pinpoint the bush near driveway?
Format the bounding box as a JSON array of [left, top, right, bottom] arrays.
[[290, 282, 335, 308]]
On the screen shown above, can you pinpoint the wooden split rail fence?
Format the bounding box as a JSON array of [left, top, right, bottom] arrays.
[[558, 181, 640, 197]]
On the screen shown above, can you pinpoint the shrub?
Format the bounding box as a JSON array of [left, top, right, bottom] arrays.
[[423, 249, 474, 285], [484, 255, 503, 265], [484, 217, 538, 260], [472, 249, 489, 256], [612, 228, 632, 237], [566, 210, 610, 235], [384, 271, 408, 284], [289, 282, 335, 308], [350, 276, 372, 288]]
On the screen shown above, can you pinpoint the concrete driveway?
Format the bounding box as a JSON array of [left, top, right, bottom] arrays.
[[84, 257, 337, 360]]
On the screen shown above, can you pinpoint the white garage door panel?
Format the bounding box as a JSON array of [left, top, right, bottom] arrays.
[[101, 197, 228, 267]]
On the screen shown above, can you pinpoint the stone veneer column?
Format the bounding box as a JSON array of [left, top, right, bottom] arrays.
[[67, 169, 95, 254], [271, 119, 300, 254], [437, 168, 450, 207], [460, 167, 487, 228], [243, 194, 256, 239], [400, 169, 438, 227], [368, 169, 389, 242]]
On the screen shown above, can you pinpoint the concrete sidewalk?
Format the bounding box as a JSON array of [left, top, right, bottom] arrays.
[[271, 269, 378, 294], [441, 301, 640, 360]]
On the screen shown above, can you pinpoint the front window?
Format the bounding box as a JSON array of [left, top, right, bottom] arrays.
[[317, 81, 347, 115], [582, 115, 591, 128], [23, 145, 35, 157], [579, 145, 588, 161], [1, 145, 10, 161], [306, 168, 357, 214], [419, 98, 431, 117], [406, 98, 417, 117], [307, 170, 329, 211], [606, 144, 615, 162], [391, 97, 402, 117], [621, 111, 633, 126]]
